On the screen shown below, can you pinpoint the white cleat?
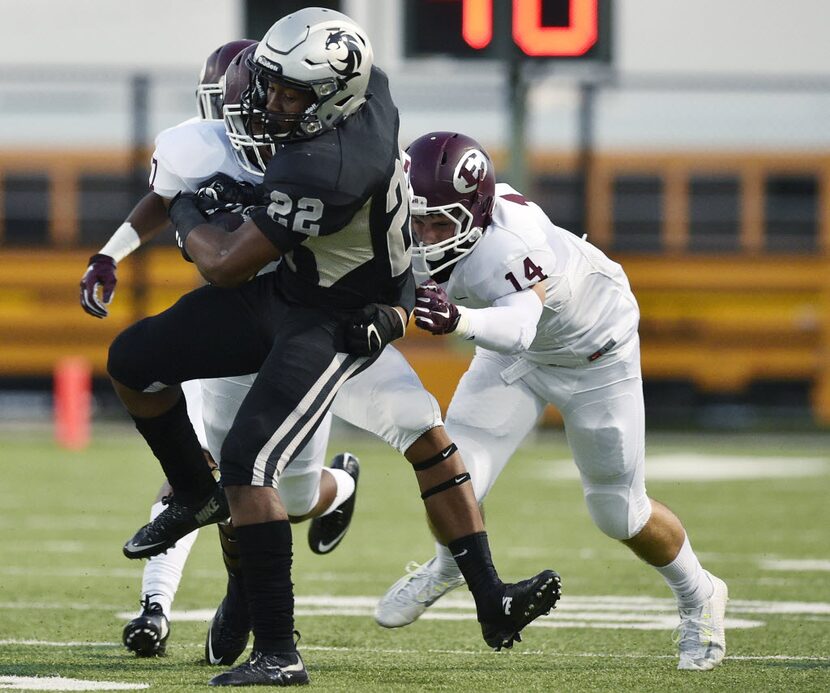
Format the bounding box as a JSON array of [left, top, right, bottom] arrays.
[[375, 557, 466, 628], [674, 573, 728, 671]]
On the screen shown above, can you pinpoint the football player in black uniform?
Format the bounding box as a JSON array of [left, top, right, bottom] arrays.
[[107, 8, 559, 687]]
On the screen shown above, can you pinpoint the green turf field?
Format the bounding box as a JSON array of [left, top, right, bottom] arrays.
[[1, 426, 829, 691]]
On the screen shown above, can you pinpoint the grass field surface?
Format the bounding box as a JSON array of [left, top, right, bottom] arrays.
[[1, 426, 829, 691]]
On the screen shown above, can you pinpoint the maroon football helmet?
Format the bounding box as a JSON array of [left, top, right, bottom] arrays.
[[406, 132, 496, 276], [197, 39, 257, 120], [223, 43, 275, 176]]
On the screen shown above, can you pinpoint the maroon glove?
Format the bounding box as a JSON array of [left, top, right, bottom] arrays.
[[414, 281, 460, 335], [79, 254, 117, 318]]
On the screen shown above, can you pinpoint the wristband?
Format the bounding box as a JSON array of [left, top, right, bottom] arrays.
[[168, 193, 207, 252], [454, 306, 473, 339], [99, 222, 141, 262]]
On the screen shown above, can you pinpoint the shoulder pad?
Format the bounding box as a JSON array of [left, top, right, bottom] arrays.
[[154, 120, 229, 183], [265, 133, 343, 195]]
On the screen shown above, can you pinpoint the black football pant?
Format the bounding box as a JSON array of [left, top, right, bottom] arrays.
[[108, 273, 371, 487]]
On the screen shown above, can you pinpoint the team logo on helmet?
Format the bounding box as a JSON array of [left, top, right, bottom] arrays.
[[325, 29, 363, 82], [453, 150, 488, 194]]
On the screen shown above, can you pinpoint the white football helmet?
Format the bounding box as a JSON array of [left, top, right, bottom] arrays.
[[246, 7, 373, 142]]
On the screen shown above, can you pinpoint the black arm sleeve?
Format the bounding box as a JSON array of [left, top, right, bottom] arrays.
[[390, 268, 415, 318]]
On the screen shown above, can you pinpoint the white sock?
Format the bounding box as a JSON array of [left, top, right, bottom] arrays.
[[434, 541, 463, 578], [319, 468, 355, 517], [140, 501, 199, 618], [655, 535, 714, 608]]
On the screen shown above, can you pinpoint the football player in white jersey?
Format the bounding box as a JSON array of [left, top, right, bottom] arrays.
[[79, 40, 358, 661], [375, 131, 729, 672]]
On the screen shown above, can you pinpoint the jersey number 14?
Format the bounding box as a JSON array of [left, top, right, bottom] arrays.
[[505, 257, 548, 291]]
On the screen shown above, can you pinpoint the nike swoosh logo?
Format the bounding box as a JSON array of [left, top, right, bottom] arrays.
[[452, 548, 469, 559], [206, 629, 223, 665], [317, 528, 349, 553], [435, 309, 450, 318], [281, 661, 305, 673], [441, 448, 453, 458], [454, 296, 469, 300], [125, 540, 167, 553]]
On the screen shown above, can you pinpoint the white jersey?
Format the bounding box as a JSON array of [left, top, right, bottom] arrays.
[[150, 119, 261, 198], [444, 183, 639, 366]]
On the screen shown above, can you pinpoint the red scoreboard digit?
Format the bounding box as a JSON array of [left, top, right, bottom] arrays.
[[406, 0, 611, 61]]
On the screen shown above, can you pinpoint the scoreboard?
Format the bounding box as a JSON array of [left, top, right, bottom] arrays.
[[405, 0, 612, 61]]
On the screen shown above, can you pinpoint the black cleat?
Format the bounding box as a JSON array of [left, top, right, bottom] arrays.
[[209, 650, 309, 687], [307, 453, 360, 555], [205, 574, 251, 666], [123, 484, 229, 560], [122, 598, 170, 657], [480, 570, 562, 650]]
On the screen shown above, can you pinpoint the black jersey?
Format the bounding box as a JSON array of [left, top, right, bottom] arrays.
[[250, 67, 413, 314]]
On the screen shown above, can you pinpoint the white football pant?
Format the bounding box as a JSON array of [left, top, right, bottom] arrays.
[[446, 335, 651, 541]]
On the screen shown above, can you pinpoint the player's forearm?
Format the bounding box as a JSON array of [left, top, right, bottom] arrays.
[[391, 270, 416, 319], [186, 225, 256, 287], [455, 289, 544, 354], [100, 192, 170, 261]]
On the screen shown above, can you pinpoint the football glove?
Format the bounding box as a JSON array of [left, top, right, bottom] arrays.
[[79, 253, 117, 318], [414, 281, 460, 335], [343, 304, 406, 356], [195, 173, 259, 214]]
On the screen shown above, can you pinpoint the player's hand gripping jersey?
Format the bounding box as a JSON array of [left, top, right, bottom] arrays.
[[249, 67, 413, 314]]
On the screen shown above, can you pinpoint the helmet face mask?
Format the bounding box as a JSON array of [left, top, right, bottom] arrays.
[[245, 7, 373, 144], [223, 44, 274, 177], [224, 102, 273, 176], [197, 39, 257, 120], [242, 62, 323, 142], [410, 202, 482, 275], [196, 82, 224, 121], [407, 132, 496, 278]]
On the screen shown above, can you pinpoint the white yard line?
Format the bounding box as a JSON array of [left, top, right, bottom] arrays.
[[760, 559, 830, 572], [0, 676, 148, 690], [7, 593, 829, 619], [0, 641, 826, 664], [108, 593, 827, 630]]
